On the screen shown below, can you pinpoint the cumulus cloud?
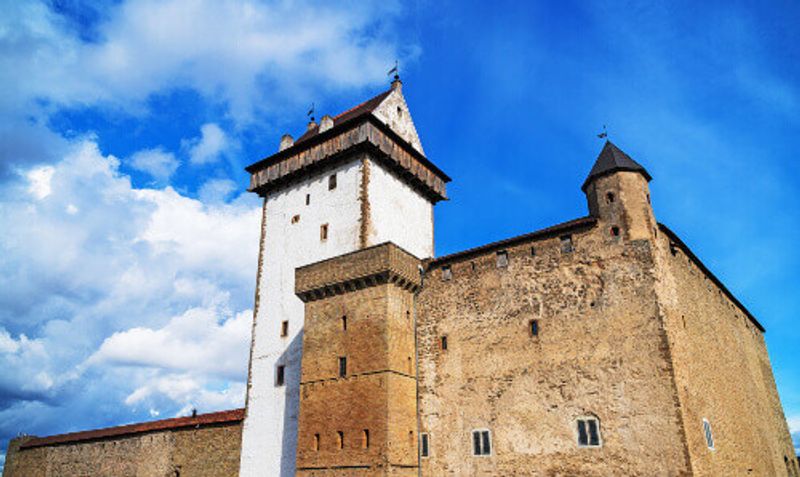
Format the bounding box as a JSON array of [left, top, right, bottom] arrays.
[[0, 138, 260, 444], [198, 178, 238, 204], [129, 148, 180, 182], [185, 123, 228, 165], [1, 0, 406, 123], [91, 307, 251, 381]]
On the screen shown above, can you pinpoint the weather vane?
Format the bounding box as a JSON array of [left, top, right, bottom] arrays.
[[387, 60, 399, 81], [307, 102, 315, 122], [597, 124, 608, 140]]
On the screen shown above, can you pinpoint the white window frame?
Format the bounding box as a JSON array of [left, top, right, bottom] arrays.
[[471, 428, 492, 457], [575, 416, 602, 448], [702, 418, 715, 450]]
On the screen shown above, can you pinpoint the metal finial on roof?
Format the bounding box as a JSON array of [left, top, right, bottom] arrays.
[[307, 103, 315, 123], [597, 124, 608, 140], [387, 60, 399, 81]]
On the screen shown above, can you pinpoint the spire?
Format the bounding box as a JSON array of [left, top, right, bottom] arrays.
[[581, 140, 651, 191]]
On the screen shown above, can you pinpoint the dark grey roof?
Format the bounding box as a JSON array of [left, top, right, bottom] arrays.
[[581, 141, 652, 191]]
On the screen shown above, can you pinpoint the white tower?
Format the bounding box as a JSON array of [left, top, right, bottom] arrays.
[[239, 79, 449, 477]]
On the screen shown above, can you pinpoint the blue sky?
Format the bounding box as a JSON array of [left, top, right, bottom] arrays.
[[0, 0, 798, 468]]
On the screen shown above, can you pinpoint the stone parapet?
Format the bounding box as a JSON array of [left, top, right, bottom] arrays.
[[296, 242, 422, 302]]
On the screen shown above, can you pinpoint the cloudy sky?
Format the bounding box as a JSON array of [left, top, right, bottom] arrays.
[[1, 0, 798, 468]]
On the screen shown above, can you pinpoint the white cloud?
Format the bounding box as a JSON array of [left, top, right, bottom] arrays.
[[198, 178, 237, 204], [26, 166, 55, 199], [129, 148, 180, 182], [0, 138, 260, 433], [1, 0, 408, 123], [185, 123, 228, 165], [91, 307, 251, 380]]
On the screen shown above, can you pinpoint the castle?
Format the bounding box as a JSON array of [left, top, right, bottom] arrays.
[[4, 80, 798, 476]]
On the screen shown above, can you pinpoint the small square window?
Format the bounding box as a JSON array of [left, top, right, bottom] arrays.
[[420, 433, 430, 458], [472, 429, 491, 456], [529, 319, 539, 336], [338, 356, 347, 377], [320, 224, 329, 241], [276, 365, 285, 386], [291, 214, 300, 224], [577, 417, 601, 447], [496, 250, 509, 268], [280, 320, 289, 337], [328, 174, 337, 190], [441, 265, 452, 281], [560, 235, 574, 253]]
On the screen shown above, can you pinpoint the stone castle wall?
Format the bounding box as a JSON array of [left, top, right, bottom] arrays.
[[3, 416, 242, 477], [653, 226, 799, 476], [416, 220, 691, 476], [295, 243, 421, 476]]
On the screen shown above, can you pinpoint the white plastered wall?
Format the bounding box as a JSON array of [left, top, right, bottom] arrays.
[[239, 160, 363, 477], [372, 88, 425, 155], [367, 159, 434, 259]]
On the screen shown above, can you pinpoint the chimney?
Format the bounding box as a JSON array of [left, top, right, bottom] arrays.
[[279, 134, 294, 151], [319, 115, 334, 133]]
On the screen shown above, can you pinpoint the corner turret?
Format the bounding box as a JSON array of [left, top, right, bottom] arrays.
[[583, 141, 656, 241]]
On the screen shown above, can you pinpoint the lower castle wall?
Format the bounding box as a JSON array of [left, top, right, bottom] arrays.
[[3, 421, 242, 477], [416, 226, 691, 476]]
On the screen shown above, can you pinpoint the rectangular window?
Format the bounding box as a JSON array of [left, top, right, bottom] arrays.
[[703, 419, 714, 450], [530, 319, 539, 336], [341, 315, 347, 331], [420, 433, 429, 458], [441, 265, 452, 281], [281, 320, 289, 337], [560, 235, 574, 253], [338, 356, 347, 377], [337, 431, 344, 449], [328, 174, 337, 190], [496, 250, 509, 268], [320, 223, 329, 241], [306, 193, 311, 205], [472, 429, 491, 456], [441, 335, 448, 351], [276, 365, 285, 386], [577, 417, 601, 447], [530, 246, 536, 256], [362, 429, 370, 449], [313, 433, 320, 451]]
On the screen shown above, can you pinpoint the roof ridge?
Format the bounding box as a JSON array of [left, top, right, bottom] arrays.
[[20, 408, 245, 449], [333, 87, 392, 120]]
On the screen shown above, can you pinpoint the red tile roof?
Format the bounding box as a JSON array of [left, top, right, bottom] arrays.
[[294, 88, 393, 144], [19, 408, 244, 449]]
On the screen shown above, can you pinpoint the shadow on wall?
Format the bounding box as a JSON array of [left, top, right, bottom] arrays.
[[279, 329, 303, 477]]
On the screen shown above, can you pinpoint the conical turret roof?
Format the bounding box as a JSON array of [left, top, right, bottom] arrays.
[[581, 141, 651, 191]]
